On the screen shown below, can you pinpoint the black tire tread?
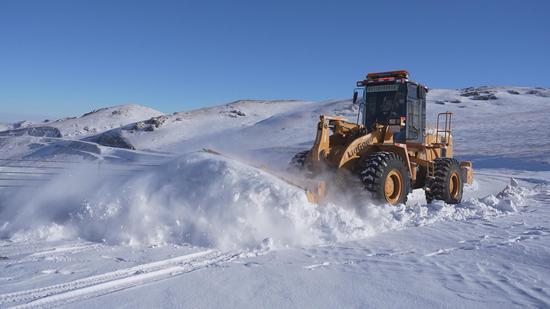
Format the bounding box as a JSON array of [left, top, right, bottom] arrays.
[[360, 151, 409, 205], [426, 158, 463, 204], [289, 150, 309, 170]]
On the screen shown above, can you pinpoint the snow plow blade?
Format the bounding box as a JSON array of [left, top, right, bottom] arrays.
[[304, 181, 326, 204], [202, 148, 326, 204]]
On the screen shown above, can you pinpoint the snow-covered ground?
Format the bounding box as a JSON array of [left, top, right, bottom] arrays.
[[0, 87, 549, 308]]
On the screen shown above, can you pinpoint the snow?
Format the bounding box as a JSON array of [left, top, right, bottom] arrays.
[[0, 122, 11, 132], [0, 104, 163, 139], [1, 153, 534, 252], [0, 88, 549, 308], [118, 99, 312, 151]]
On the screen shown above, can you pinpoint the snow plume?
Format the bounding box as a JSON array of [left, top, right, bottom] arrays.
[[0, 153, 536, 250], [0, 153, 319, 249]]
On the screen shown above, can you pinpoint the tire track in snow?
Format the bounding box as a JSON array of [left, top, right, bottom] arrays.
[[27, 243, 102, 258], [0, 243, 101, 267], [0, 243, 57, 259], [0, 249, 243, 308]]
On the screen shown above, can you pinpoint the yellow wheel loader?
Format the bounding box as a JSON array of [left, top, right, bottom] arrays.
[[291, 70, 473, 205]]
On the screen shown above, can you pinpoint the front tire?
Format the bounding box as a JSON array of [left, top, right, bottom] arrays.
[[361, 152, 410, 205], [425, 158, 464, 204], [289, 150, 310, 170]]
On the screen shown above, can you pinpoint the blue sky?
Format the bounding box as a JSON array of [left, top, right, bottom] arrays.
[[1, 0, 549, 120]]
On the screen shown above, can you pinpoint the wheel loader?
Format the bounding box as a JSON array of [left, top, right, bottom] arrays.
[[291, 70, 473, 205]]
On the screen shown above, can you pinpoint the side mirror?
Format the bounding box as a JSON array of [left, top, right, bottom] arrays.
[[417, 86, 427, 99], [352, 91, 358, 104]]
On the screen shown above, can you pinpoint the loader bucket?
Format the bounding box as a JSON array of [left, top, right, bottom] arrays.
[[305, 181, 326, 204]]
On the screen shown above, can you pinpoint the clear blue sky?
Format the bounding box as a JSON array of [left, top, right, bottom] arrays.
[[1, 0, 549, 120]]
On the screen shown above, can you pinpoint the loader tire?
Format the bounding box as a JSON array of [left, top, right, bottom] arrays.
[[361, 152, 410, 206], [289, 150, 309, 170], [425, 158, 463, 204]]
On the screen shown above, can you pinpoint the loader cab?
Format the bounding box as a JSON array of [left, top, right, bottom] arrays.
[[354, 70, 427, 143]]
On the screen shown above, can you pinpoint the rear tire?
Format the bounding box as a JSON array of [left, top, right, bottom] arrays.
[[361, 152, 410, 205], [425, 158, 464, 204]]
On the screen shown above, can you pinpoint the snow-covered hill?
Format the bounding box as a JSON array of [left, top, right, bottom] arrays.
[[107, 99, 311, 151], [0, 122, 10, 132], [0, 87, 549, 308], [0, 104, 163, 139]]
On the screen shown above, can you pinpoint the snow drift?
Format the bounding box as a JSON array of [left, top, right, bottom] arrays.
[[0, 152, 534, 250]]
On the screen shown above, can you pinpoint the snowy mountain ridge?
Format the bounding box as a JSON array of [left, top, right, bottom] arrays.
[[0, 104, 164, 139]]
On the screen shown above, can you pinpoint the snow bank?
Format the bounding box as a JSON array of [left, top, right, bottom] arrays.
[[0, 153, 535, 250]]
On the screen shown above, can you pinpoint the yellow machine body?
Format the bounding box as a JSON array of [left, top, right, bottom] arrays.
[[302, 113, 473, 205]]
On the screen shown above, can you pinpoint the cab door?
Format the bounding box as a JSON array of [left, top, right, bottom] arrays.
[[406, 84, 425, 142]]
